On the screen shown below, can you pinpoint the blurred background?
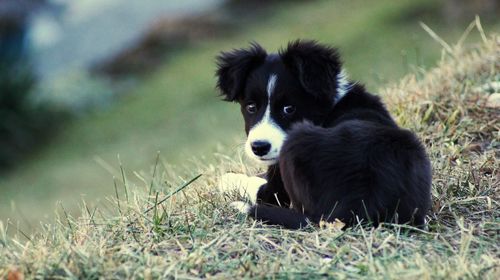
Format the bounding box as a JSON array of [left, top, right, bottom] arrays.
[[0, 0, 499, 233]]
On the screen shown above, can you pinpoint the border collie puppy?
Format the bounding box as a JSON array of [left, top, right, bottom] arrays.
[[216, 40, 431, 229]]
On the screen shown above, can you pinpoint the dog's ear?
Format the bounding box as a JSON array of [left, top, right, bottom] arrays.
[[280, 40, 342, 100], [216, 43, 267, 102]]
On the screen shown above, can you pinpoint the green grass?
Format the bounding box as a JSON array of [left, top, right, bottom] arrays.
[[1, 0, 499, 233], [1, 33, 498, 278]]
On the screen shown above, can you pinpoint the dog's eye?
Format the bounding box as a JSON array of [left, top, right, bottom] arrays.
[[246, 103, 257, 114], [283, 105, 296, 115]]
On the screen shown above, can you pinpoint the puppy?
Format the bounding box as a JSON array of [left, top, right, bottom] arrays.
[[216, 40, 431, 229]]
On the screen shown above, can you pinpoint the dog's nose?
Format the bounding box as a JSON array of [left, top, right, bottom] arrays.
[[251, 141, 271, 156]]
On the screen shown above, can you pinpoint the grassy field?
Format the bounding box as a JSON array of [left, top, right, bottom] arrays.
[[1, 0, 499, 234], [1, 32, 498, 279]]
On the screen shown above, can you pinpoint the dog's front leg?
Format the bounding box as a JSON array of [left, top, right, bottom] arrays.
[[219, 165, 290, 214], [255, 165, 290, 207], [219, 173, 267, 204]]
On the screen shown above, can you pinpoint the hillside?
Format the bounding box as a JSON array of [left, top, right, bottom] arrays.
[[3, 0, 500, 231], [1, 32, 498, 279]]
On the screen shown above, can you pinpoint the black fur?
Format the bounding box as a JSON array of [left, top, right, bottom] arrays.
[[216, 40, 432, 229], [216, 43, 267, 102], [280, 40, 342, 100]]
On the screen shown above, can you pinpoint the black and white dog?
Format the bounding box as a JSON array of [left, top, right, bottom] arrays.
[[216, 40, 431, 229]]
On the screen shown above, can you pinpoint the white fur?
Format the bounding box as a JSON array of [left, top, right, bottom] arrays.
[[266, 74, 277, 97], [335, 69, 353, 104], [230, 201, 251, 214], [219, 173, 267, 203], [245, 74, 286, 166]]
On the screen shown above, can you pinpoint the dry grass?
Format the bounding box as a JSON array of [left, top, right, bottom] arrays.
[[0, 33, 499, 279]]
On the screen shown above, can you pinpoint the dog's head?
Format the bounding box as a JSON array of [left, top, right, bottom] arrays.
[[216, 40, 350, 165]]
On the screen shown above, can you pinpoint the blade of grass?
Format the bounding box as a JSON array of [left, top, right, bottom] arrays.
[[118, 154, 129, 202], [144, 174, 202, 214], [59, 203, 74, 240], [475, 16, 488, 43], [420, 22, 453, 54], [113, 177, 122, 216], [148, 151, 161, 202]]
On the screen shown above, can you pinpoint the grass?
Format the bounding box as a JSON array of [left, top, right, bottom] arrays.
[[1, 0, 499, 240], [0, 27, 499, 279]]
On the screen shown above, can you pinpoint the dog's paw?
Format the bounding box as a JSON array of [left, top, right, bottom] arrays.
[[219, 173, 249, 192], [229, 201, 251, 214], [219, 173, 266, 203]]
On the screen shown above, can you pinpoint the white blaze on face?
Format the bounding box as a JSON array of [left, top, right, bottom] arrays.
[[245, 74, 287, 165]]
